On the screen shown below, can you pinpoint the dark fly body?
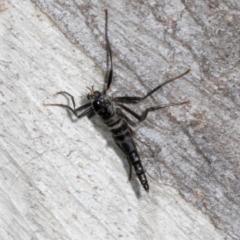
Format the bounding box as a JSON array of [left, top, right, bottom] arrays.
[[44, 10, 190, 192]]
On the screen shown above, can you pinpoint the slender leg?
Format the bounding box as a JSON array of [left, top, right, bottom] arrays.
[[126, 156, 133, 181], [117, 108, 136, 127], [113, 68, 190, 104], [116, 142, 133, 181], [104, 9, 113, 93], [117, 100, 189, 122], [55, 91, 76, 109], [44, 102, 93, 118]]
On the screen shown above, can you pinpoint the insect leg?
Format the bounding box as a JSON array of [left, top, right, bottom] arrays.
[[113, 68, 190, 103], [54, 91, 77, 109], [104, 9, 113, 93], [118, 101, 189, 122], [44, 102, 93, 118], [127, 156, 133, 181], [117, 108, 136, 127], [115, 142, 133, 181]]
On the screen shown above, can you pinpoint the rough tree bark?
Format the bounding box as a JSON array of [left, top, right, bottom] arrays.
[[0, 0, 239, 239]]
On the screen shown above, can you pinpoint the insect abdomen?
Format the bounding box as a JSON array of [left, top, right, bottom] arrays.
[[126, 150, 149, 192], [105, 116, 149, 192]]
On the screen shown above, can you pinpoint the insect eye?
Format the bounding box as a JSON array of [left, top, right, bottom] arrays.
[[94, 91, 101, 98]]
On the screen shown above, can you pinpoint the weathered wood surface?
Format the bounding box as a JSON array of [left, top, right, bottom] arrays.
[[0, 0, 239, 239]]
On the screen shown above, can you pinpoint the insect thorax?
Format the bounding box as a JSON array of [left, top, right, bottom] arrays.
[[92, 95, 114, 119]]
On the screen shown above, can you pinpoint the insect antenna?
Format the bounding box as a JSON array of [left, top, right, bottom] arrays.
[[103, 9, 113, 94]]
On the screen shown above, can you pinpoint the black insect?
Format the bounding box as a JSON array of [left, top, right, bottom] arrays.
[[44, 9, 190, 192]]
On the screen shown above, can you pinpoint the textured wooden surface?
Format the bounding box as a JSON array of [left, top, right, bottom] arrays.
[[0, 0, 239, 239]]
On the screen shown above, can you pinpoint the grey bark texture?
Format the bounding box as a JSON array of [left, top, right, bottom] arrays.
[[0, 0, 239, 239]]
